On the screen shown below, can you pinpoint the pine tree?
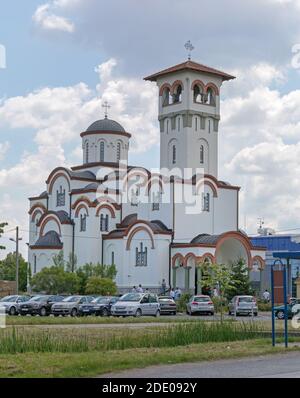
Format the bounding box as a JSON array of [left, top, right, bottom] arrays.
[[227, 259, 253, 300]]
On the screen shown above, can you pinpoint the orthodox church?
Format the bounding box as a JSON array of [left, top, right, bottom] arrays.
[[28, 58, 266, 293]]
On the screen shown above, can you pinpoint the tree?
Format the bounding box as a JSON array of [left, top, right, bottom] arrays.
[[31, 266, 80, 294], [65, 253, 78, 272], [76, 263, 117, 294], [0, 252, 28, 292], [0, 222, 8, 250], [85, 276, 117, 296], [52, 250, 65, 268], [199, 262, 235, 322], [226, 259, 253, 300]]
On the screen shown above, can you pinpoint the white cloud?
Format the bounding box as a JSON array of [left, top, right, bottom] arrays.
[[33, 4, 75, 33]]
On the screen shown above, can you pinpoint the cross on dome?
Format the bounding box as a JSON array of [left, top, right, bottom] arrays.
[[102, 101, 111, 119], [184, 40, 194, 61]]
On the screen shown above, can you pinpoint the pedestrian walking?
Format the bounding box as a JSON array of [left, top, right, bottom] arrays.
[[161, 279, 167, 295], [170, 288, 175, 300], [137, 284, 143, 293], [263, 289, 270, 303]]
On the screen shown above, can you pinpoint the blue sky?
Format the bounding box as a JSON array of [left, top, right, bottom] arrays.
[[1, 0, 300, 257]]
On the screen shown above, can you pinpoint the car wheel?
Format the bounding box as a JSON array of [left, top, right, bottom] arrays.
[[102, 308, 109, 317], [173, 312, 177, 315], [254, 312, 258, 317], [39, 307, 47, 317], [276, 310, 285, 320], [9, 306, 17, 316], [210, 312, 214, 316], [135, 309, 142, 318], [71, 308, 78, 317], [155, 310, 160, 318]]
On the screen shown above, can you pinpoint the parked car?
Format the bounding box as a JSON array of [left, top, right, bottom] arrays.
[[228, 295, 258, 316], [19, 295, 65, 316], [274, 299, 300, 319], [78, 296, 119, 316], [111, 293, 160, 317], [158, 296, 177, 315], [51, 296, 94, 317], [186, 295, 214, 316], [0, 295, 30, 316]]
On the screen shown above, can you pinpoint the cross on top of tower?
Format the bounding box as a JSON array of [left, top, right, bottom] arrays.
[[102, 101, 111, 119], [184, 40, 194, 61]]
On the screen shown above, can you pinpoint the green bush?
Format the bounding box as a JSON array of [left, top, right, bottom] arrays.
[[176, 293, 191, 312], [257, 301, 271, 312], [85, 276, 117, 296]]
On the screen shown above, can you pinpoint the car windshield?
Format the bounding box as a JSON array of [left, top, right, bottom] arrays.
[[62, 296, 81, 302], [119, 293, 142, 302], [193, 296, 210, 302], [238, 297, 254, 303], [0, 296, 17, 302], [29, 296, 47, 302], [93, 297, 109, 304]]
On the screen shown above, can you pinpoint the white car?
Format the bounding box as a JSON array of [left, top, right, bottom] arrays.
[[111, 293, 160, 317]]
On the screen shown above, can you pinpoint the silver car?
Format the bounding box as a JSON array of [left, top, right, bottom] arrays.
[[186, 295, 214, 315], [0, 295, 30, 315], [51, 296, 94, 317], [228, 295, 258, 316], [111, 293, 160, 317]]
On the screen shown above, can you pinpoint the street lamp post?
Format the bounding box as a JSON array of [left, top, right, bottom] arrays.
[[9, 226, 22, 295]]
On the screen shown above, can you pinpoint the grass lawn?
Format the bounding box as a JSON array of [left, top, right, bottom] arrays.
[[0, 339, 299, 378]]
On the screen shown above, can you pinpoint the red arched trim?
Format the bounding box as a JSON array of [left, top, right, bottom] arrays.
[[171, 80, 183, 95], [205, 82, 219, 96], [126, 226, 155, 250], [191, 79, 205, 92], [146, 175, 164, 194], [172, 253, 185, 268], [96, 204, 116, 218], [159, 83, 172, 96], [74, 203, 89, 218], [251, 255, 265, 270], [199, 253, 216, 264], [71, 196, 94, 210], [48, 172, 70, 195], [31, 209, 43, 223], [39, 216, 62, 237], [123, 169, 150, 188], [196, 179, 218, 198], [215, 231, 252, 268], [94, 197, 121, 210], [183, 252, 197, 267], [29, 202, 47, 215]]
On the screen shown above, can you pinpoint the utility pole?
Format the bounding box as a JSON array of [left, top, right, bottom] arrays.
[[10, 227, 22, 295]]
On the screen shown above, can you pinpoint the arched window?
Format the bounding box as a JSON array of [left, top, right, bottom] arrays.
[[162, 87, 172, 106], [200, 145, 204, 164], [207, 88, 216, 106], [100, 214, 109, 232], [56, 186, 65, 207], [194, 85, 204, 103], [166, 119, 170, 133], [111, 251, 115, 265], [85, 142, 89, 163], [117, 142, 121, 162], [136, 243, 148, 267], [208, 119, 212, 134], [172, 145, 176, 164], [202, 193, 210, 212], [100, 141, 105, 162], [195, 117, 198, 131], [173, 85, 182, 103], [80, 214, 87, 232]]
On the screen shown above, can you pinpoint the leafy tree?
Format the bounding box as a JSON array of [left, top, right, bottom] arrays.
[[76, 263, 117, 294], [31, 266, 80, 294], [52, 250, 65, 268], [0, 222, 8, 250], [226, 259, 253, 300], [85, 276, 117, 296], [65, 253, 78, 272], [199, 262, 234, 322], [0, 252, 28, 292]]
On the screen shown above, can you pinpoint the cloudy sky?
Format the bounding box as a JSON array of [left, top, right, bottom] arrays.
[[1, 0, 300, 258]]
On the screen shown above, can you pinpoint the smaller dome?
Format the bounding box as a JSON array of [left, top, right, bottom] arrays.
[[86, 118, 125, 133]]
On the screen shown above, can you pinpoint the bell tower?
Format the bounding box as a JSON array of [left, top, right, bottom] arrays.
[[144, 54, 235, 179]]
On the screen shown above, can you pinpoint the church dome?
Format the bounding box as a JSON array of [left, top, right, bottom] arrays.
[[86, 118, 125, 133]]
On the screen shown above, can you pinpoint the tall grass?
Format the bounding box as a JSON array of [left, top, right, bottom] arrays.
[[0, 322, 264, 354]]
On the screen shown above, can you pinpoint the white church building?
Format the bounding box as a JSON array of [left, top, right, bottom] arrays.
[[28, 58, 266, 293]]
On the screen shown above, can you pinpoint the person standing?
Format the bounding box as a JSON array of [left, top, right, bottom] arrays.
[[263, 289, 270, 303], [174, 287, 182, 300], [137, 284, 143, 293], [161, 279, 167, 295], [131, 286, 137, 293], [170, 288, 175, 300]]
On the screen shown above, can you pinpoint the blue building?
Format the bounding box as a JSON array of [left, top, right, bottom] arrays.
[[250, 235, 300, 298]]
